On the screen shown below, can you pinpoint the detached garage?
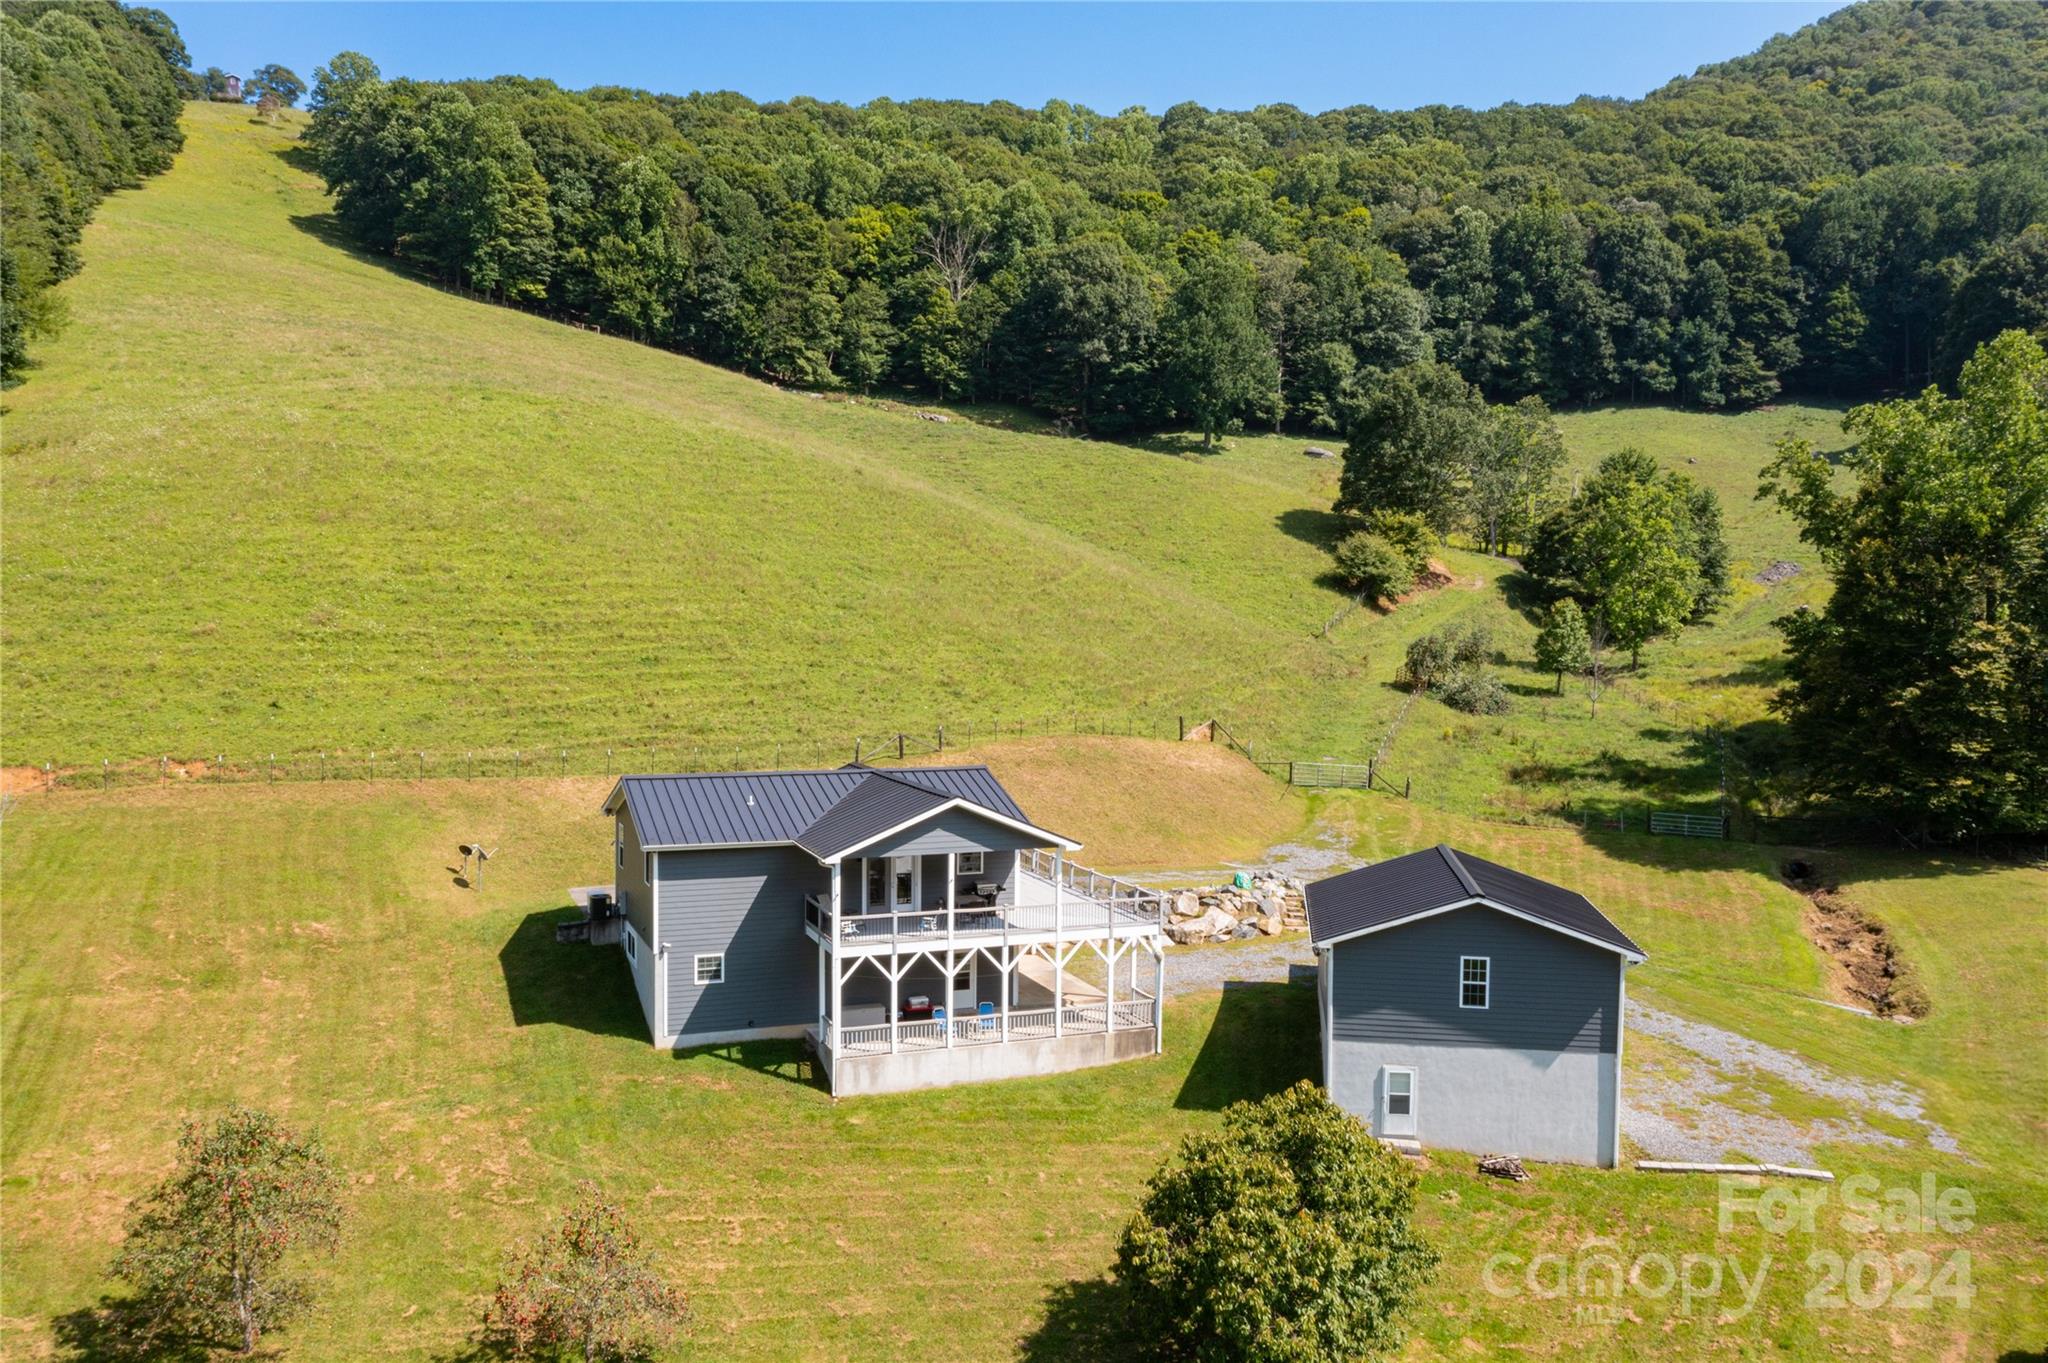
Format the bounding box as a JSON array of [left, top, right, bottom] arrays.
[[1307, 845, 1646, 1168]]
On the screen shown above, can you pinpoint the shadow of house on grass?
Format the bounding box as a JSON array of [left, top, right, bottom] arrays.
[[1017, 1276, 1139, 1363], [498, 909, 645, 1042], [1174, 971, 1319, 1113], [683, 1036, 828, 1093]]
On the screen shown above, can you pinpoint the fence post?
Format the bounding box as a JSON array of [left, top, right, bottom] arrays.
[[937, 725, 945, 752], [897, 733, 905, 760], [1404, 777, 1411, 799], [104, 759, 111, 789], [1288, 760, 1295, 786], [418, 751, 425, 780], [607, 748, 613, 777], [1178, 715, 1185, 741]]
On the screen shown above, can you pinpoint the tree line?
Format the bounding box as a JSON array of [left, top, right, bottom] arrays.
[[302, 2, 2047, 433], [0, 1, 187, 381], [1, 2, 310, 382]]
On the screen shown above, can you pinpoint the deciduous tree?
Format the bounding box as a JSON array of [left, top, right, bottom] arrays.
[[111, 1107, 344, 1356], [1760, 329, 2048, 837], [1161, 246, 1277, 447], [1337, 360, 1485, 536]]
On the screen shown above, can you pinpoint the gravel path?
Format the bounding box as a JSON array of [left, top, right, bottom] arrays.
[[1156, 941, 1961, 1165], [1624, 1003, 1961, 1163], [1163, 937, 1317, 997]]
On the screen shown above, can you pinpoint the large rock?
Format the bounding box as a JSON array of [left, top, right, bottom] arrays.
[[1172, 890, 1202, 919], [1166, 906, 1240, 944], [1256, 915, 1285, 936]]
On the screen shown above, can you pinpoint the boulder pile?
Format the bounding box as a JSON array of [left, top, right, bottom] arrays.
[[1163, 873, 1309, 944]]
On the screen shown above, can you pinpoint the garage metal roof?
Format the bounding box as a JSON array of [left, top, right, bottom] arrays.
[[605, 763, 1064, 854], [1306, 844, 1644, 958]]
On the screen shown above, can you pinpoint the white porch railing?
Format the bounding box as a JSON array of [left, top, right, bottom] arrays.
[[828, 999, 1160, 1058], [804, 866, 1163, 950]]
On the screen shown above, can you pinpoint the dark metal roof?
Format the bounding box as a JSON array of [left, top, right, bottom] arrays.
[[608, 763, 1045, 853], [794, 773, 952, 860], [1306, 844, 1644, 958]]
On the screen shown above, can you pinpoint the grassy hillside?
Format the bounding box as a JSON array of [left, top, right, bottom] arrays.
[[3, 103, 1841, 826], [3, 751, 2040, 1361]]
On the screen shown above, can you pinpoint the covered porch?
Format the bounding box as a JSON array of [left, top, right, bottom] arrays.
[[809, 934, 1166, 1095]]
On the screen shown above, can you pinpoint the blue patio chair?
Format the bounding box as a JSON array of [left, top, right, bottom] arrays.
[[977, 1001, 996, 1034]]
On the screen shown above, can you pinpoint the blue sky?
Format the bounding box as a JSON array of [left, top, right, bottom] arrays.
[[161, 2, 1847, 115]]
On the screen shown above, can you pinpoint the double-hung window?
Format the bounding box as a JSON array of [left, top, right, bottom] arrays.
[[1459, 956, 1490, 1009], [694, 953, 725, 986]]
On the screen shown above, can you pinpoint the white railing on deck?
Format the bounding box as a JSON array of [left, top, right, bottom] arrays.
[[804, 881, 1161, 948], [827, 1000, 1163, 1058]]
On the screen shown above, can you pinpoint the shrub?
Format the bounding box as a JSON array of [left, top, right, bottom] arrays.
[[1401, 629, 1456, 690], [1116, 1081, 1437, 1363], [1440, 670, 1511, 715], [481, 1183, 687, 1361], [1450, 622, 1492, 671], [1361, 509, 1435, 580], [1331, 530, 1414, 601]]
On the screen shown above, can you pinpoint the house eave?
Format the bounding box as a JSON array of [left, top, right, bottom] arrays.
[[1310, 895, 1646, 963]]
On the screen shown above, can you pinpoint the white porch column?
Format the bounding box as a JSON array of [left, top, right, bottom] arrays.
[[1105, 939, 1116, 1037], [828, 867, 843, 1052], [944, 948, 957, 1049], [888, 955, 899, 1054], [945, 851, 957, 935], [830, 949, 843, 1058], [999, 945, 1011, 1042], [816, 942, 826, 1036], [1154, 944, 1166, 1053], [1053, 943, 1065, 1038], [1053, 850, 1064, 936]]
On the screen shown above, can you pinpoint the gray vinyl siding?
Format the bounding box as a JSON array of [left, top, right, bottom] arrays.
[[858, 808, 1045, 858], [656, 846, 827, 1038], [1330, 906, 1618, 1054], [615, 803, 654, 945]]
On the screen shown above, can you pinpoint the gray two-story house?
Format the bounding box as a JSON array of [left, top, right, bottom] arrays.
[[1307, 845, 1645, 1167], [602, 763, 1166, 1096]]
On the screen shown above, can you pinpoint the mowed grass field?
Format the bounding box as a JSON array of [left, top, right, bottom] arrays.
[[2, 741, 2042, 1361], [5, 103, 1844, 826]]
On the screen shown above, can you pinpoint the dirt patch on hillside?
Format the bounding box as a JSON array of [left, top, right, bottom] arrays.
[[1784, 858, 1930, 1019], [920, 735, 1307, 871], [1, 765, 59, 796]]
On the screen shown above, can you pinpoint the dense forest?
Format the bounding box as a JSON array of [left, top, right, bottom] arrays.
[[0, 1, 187, 380], [298, 1, 2048, 432]]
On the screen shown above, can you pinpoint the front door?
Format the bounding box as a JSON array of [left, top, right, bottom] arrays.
[[951, 956, 977, 1013], [1381, 1066, 1417, 1138]]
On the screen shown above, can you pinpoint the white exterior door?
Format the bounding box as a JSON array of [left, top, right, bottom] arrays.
[[951, 956, 977, 1012], [1381, 1066, 1417, 1138]]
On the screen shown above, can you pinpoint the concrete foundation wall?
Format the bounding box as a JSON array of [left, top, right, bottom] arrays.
[[1327, 1038, 1618, 1167], [829, 1026, 1158, 1097]]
